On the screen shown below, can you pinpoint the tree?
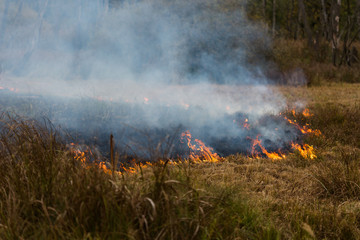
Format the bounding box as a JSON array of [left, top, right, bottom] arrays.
[[330, 0, 341, 66], [298, 0, 313, 47], [272, 0, 276, 37], [339, 0, 360, 65]]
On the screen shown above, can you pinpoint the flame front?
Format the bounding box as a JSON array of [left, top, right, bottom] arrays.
[[291, 143, 317, 160], [284, 116, 321, 136], [68, 108, 320, 175], [181, 130, 220, 162], [283, 108, 321, 136], [250, 135, 285, 161]]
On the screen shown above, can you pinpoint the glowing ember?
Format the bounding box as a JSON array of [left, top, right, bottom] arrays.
[[243, 118, 250, 130], [181, 130, 221, 162]]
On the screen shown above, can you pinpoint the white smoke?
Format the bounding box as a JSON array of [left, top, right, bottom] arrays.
[[0, 0, 289, 156]]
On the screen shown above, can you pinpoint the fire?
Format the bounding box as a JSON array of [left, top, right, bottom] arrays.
[[302, 108, 313, 118], [291, 109, 296, 117], [283, 111, 321, 136], [243, 118, 250, 130], [181, 130, 220, 162], [233, 118, 250, 130], [73, 149, 86, 163], [69, 107, 320, 175], [0, 86, 17, 92], [69, 143, 117, 175], [291, 143, 316, 160], [250, 135, 285, 161], [70, 143, 170, 175], [119, 161, 155, 174], [144, 97, 149, 104], [180, 101, 190, 110]]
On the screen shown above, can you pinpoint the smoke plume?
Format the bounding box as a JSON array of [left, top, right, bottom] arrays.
[[0, 0, 293, 158]]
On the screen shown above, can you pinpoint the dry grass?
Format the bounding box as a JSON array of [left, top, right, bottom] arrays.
[[0, 83, 360, 239], [0, 113, 278, 239], [277, 83, 360, 106]]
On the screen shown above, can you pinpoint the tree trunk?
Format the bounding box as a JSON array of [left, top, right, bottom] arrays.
[[298, 0, 313, 47], [321, 0, 329, 40], [331, 0, 341, 66], [357, 0, 360, 30], [339, 0, 359, 66], [262, 0, 267, 19], [272, 0, 276, 37], [295, 2, 302, 40], [290, 0, 296, 39]]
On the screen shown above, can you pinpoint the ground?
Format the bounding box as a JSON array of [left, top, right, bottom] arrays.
[[0, 83, 359, 239]]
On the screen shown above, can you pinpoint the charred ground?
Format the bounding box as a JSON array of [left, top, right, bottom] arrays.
[[0, 87, 303, 160]]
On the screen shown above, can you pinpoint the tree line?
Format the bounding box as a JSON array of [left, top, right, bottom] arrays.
[[1, 0, 359, 79], [247, 0, 360, 67]]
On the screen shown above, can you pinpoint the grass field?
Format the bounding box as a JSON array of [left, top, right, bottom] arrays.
[[0, 83, 359, 239]]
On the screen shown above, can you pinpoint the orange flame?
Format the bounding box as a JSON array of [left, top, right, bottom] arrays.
[[243, 118, 250, 130], [291, 143, 316, 160], [70, 143, 118, 174], [70, 143, 174, 175], [291, 109, 296, 117], [181, 130, 220, 162], [302, 108, 313, 118], [69, 108, 320, 174], [250, 135, 285, 161], [284, 116, 321, 136]]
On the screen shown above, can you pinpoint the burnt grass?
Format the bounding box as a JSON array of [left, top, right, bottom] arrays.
[[0, 90, 303, 161], [1, 85, 360, 239]]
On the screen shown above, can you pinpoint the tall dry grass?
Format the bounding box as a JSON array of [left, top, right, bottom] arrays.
[[0, 83, 360, 239], [0, 112, 277, 239]]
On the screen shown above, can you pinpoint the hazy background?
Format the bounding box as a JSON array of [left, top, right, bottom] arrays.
[[0, 0, 296, 158]]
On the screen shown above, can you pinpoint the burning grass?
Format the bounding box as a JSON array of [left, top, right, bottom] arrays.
[[0, 83, 360, 239], [0, 113, 277, 239]]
